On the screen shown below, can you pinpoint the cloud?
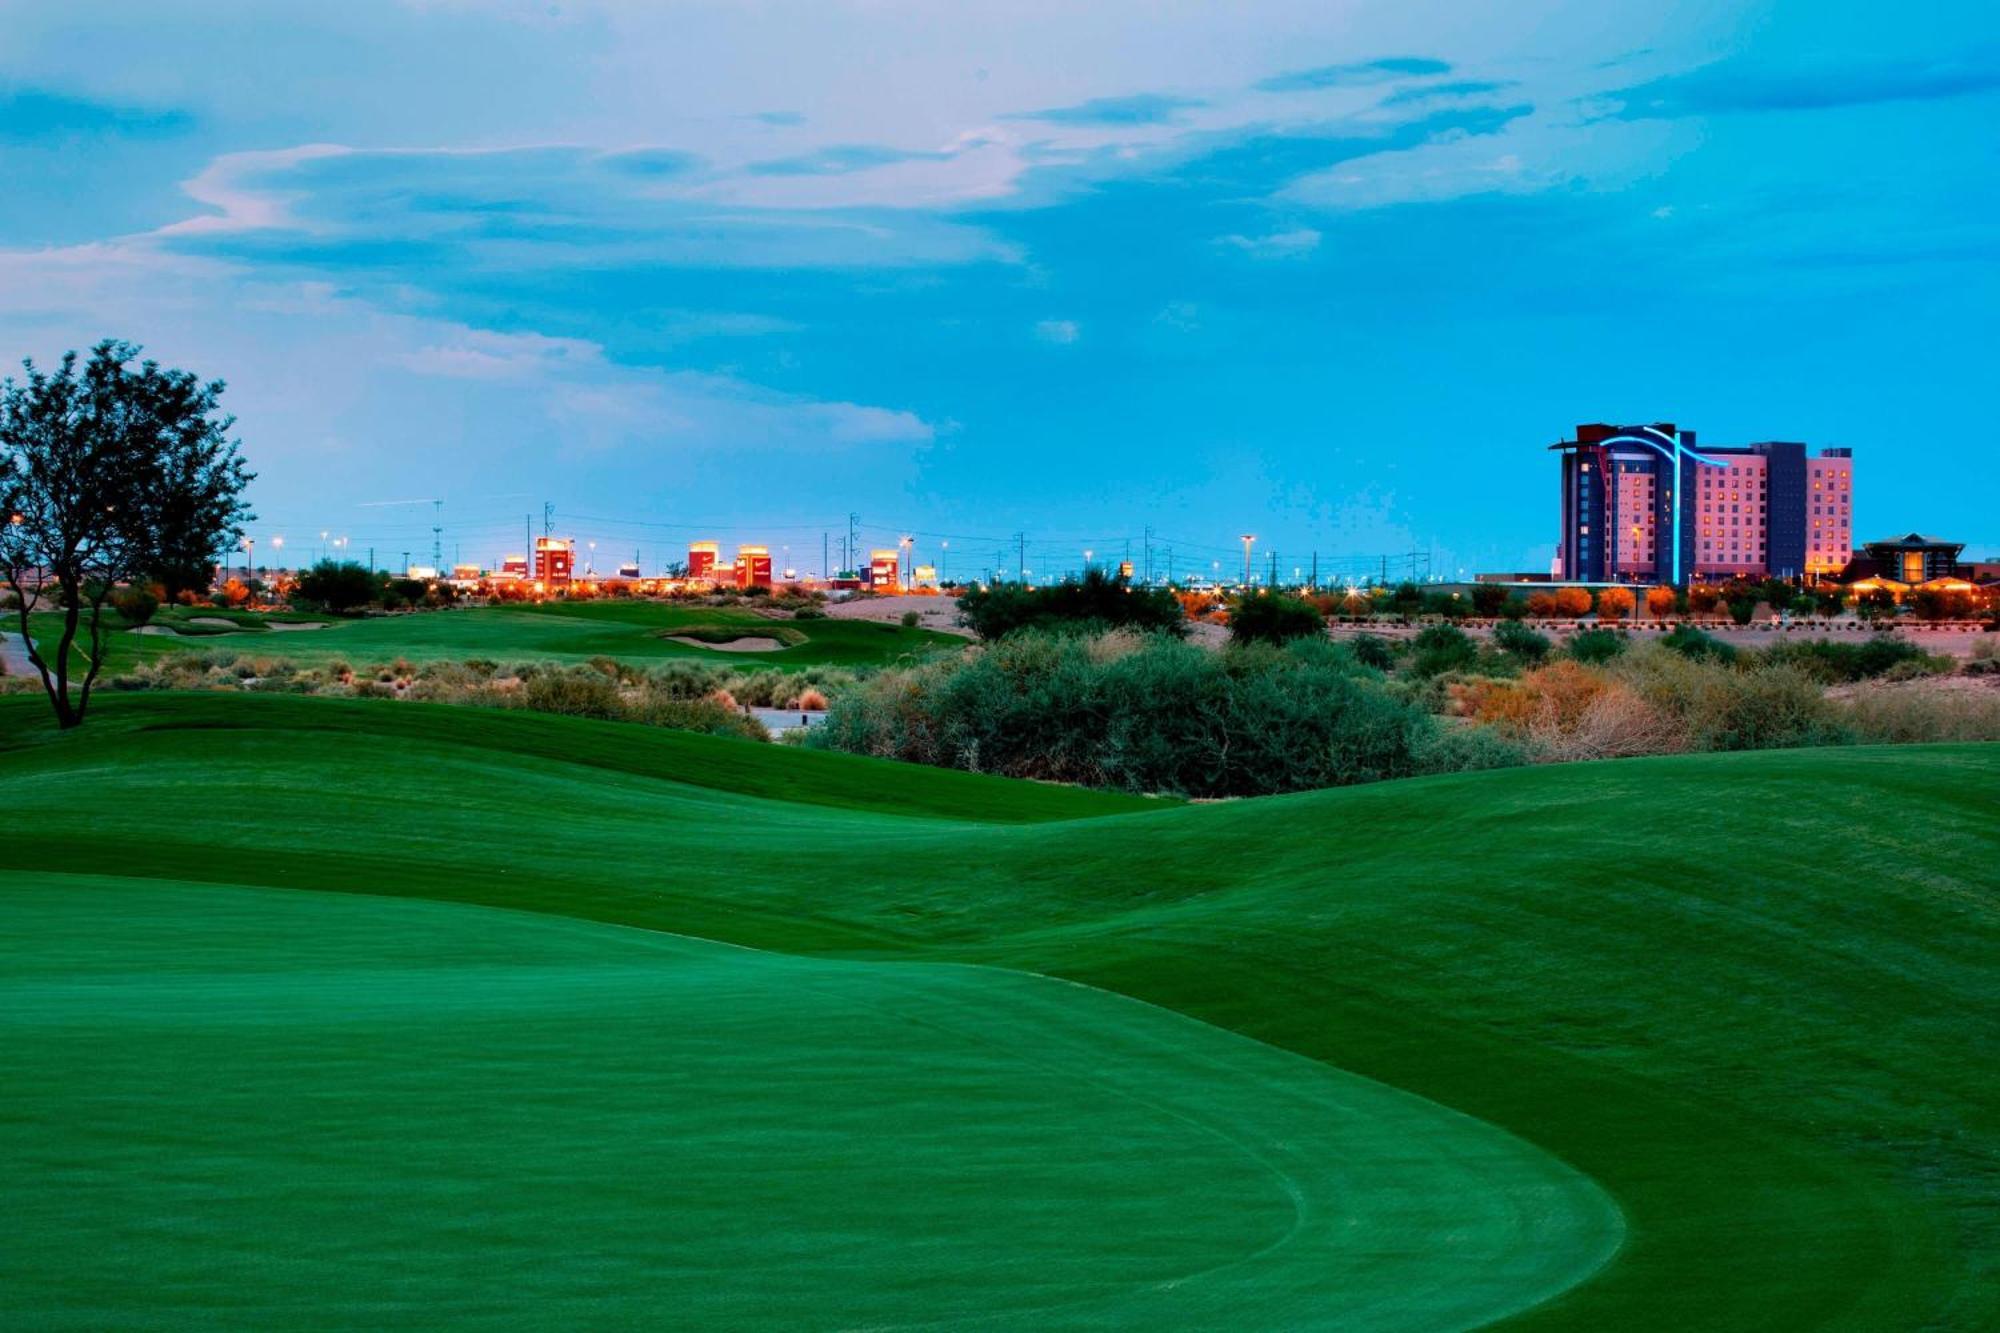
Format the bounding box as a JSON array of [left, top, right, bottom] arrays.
[[751, 111, 805, 127], [1216, 227, 1321, 259], [1603, 56, 2000, 119], [746, 143, 956, 176], [1007, 93, 1206, 126], [149, 143, 1017, 268], [1382, 80, 1514, 107], [1034, 319, 1080, 345], [596, 148, 703, 178], [0, 87, 191, 142], [1256, 57, 1451, 94]]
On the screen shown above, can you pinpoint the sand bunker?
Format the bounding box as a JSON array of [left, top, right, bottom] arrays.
[[668, 635, 785, 653]]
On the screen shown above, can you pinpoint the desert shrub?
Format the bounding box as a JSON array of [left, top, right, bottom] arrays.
[[1837, 688, 2000, 743], [1493, 619, 1551, 663], [793, 606, 826, 620], [1411, 721, 1528, 773], [899, 610, 920, 628], [1762, 634, 1931, 683], [956, 568, 1185, 641], [1659, 624, 1736, 663], [1568, 628, 1628, 664], [520, 669, 623, 720], [1229, 593, 1325, 646], [809, 630, 1449, 797], [625, 692, 768, 741], [795, 687, 829, 711], [1408, 624, 1477, 677], [1348, 633, 1396, 671], [1612, 647, 1846, 752], [112, 585, 160, 625]]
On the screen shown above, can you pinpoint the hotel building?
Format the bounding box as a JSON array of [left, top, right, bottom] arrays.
[[1553, 423, 1853, 584]]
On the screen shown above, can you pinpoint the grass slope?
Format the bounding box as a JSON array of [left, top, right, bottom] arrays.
[[5, 876, 1617, 1331], [26, 598, 962, 672], [2, 693, 1994, 1328]]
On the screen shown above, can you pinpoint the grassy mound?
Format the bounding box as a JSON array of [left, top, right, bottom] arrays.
[[1, 693, 1993, 1328]]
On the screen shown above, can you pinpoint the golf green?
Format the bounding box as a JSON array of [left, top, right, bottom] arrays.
[[4, 876, 1618, 1330]]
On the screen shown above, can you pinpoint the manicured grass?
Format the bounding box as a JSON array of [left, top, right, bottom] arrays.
[[1, 693, 1994, 1328], [25, 598, 962, 672], [4, 876, 1617, 1330]]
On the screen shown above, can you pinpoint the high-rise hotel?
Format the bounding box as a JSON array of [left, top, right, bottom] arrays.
[[1553, 423, 1853, 585]]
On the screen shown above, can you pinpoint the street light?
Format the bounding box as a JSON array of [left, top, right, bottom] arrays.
[[940, 540, 948, 584], [899, 535, 913, 590], [1240, 534, 1256, 588]]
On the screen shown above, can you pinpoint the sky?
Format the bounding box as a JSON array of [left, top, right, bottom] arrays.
[[2, 0, 1996, 581]]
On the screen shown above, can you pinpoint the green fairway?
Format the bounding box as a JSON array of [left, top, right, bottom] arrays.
[[4, 876, 1618, 1330], [1, 693, 1994, 1328], [26, 597, 962, 671]]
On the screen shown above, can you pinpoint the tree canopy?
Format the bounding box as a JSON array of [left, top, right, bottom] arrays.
[[1, 341, 252, 727], [955, 568, 1185, 640]]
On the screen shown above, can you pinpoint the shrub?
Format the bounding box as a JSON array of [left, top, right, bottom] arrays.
[[1408, 623, 1478, 677], [1644, 586, 1678, 619], [1568, 628, 1627, 664], [1470, 584, 1511, 617], [1659, 624, 1735, 663], [1229, 593, 1325, 646], [112, 585, 160, 625], [1493, 619, 1551, 663], [956, 568, 1186, 641], [1838, 688, 2000, 743], [1595, 586, 1635, 622], [1348, 634, 1395, 672], [520, 669, 623, 720], [900, 610, 920, 628], [808, 630, 1453, 798], [1553, 587, 1593, 619], [1761, 635, 1930, 684], [292, 560, 381, 614]]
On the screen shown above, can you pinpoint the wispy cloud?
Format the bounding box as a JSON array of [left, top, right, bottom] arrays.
[[0, 86, 192, 142], [1382, 79, 1514, 107], [1216, 227, 1321, 259], [1604, 56, 2000, 119], [1256, 57, 1451, 94], [1034, 319, 1080, 345], [1007, 93, 1206, 126], [745, 143, 957, 176]]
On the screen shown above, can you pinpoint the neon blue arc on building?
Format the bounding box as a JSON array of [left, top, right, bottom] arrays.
[[1592, 428, 1722, 588]]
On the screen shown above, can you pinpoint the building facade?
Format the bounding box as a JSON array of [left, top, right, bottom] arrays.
[[532, 536, 573, 584], [735, 545, 773, 589], [687, 541, 719, 582], [868, 548, 902, 591], [1553, 423, 1853, 584]]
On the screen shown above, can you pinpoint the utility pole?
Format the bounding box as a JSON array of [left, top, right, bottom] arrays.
[[543, 502, 554, 538], [432, 499, 443, 574], [1310, 551, 1318, 590], [1016, 532, 1027, 583], [847, 512, 859, 578], [1268, 550, 1278, 588], [822, 532, 829, 582]]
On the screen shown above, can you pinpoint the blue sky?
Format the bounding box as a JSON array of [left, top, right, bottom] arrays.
[[2, 0, 1995, 578]]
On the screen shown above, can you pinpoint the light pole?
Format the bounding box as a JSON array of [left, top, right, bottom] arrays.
[[899, 535, 912, 591], [1240, 534, 1256, 589], [1083, 548, 1093, 577], [320, 530, 329, 564], [940, 540, 948, 584], [587, 540, 596, 575], [270, 536, 283, 604]]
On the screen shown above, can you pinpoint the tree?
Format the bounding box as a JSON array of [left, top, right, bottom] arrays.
[[1553, 587, 1593, 619], [956, 567, 1185, 640], [1688, 585, 1721, 618], [1595, 586, 1635, 622], [293, 560, 382, 614], [1645, 586, 1677, 620], [1493, 618, 1551, 663], [1470, 583, 1511, 617], [1409, 623, 1478, 676], [1229, 592, 1325, 646], [1, 341, 251, 728]]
